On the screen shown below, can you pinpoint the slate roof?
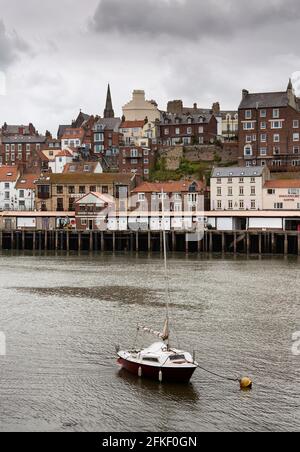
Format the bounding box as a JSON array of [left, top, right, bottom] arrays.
[[132, 180, 203, 193], [2, 135, 46, 144], [211, 167, 265, 178], [239, 92, 290, 109]]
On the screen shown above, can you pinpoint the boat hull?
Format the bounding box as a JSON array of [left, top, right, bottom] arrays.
[[118, 357, 196, 383]]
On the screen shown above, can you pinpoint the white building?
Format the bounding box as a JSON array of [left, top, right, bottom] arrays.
[[0, 166, 36, 211], [122, 90, 160, 122], [210, 166, 270, 211], [263, 180, 300, 211], [48, 150, 74, 174]]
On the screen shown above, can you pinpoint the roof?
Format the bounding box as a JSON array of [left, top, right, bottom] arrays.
[[57, 125, 70, 138], [37, 173, 135, 185], [160, 112, 212, 125], [2, 124, 34, 135], [0, 166, 19, 182], [2, 135, 46, 144], [264, 180, 300, 189], [239, 91, 290, 109], [76, 192, 115, 204], [212, 167, 265, 178], [120, 120, 145, 129], [56, 150, 73, 157], [61, 128, 85, 140], [132, 180, 203, 193], [95, 117, 121, 132], [16, 174, 38, 190], [63, 162, 100, 173]]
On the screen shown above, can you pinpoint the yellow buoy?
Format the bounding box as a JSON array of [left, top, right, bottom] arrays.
[[240, 377, 253, 390]]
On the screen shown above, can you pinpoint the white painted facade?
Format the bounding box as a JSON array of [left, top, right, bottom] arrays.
[[49, 153, 73, 174], [122, 90, 160, 122]]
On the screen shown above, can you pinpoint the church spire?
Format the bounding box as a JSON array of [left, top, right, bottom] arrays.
[[287, 78, 293, 91], [104, 84, 115, 118]]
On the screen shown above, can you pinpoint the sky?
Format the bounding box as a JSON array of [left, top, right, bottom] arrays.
[[0, 0, 300, 136]]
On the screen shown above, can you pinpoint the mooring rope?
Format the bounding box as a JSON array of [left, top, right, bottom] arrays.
[[196, 364, 239, 382]]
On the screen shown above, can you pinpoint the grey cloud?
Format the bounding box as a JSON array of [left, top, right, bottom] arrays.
[[92, 0, 300, 40], [0, 20, 29, 70]]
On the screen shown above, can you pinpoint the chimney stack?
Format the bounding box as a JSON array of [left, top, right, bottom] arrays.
[[242, 89, 249, 99]]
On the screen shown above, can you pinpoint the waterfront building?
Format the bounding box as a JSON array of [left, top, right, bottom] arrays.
[[0, 166, 36, 211], [263, 180, 300, 212], [92, 117, 121, 155], [35, 172, 136, 212], [119, 120, 146, 146], [238, 79, 300, 170], [210, 166, 270, 211], [131, 180, 205, 212], [0, 135, 47, 169]]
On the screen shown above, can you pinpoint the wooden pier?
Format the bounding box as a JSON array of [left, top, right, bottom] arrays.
[[0, 230, 300, 255]]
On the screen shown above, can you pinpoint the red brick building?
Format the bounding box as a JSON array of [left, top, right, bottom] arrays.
[[158, 112, 218, 146], [238, 79, 300, 170], [0, 135, 47, 171], [118, 146, 156, 179]]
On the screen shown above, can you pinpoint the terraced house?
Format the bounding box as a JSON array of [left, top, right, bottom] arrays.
[[35, 173, 136, 212], [239, 79, 300, 170]]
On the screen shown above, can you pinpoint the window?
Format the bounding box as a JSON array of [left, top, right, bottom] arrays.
[[292, 160, 300, 166], [138, 193, 145, 202], [293, 146, 299, 154], [239, 200, 244, 209], [251, 177, 256, 183], [272, 160, 282, 167], [175, 127, 180, 135], [228, 177, 233, 184], [144, 169, 149, 175], [57, 198, 64, 211], [239, 186, 244, 196], [187, 127, 192, 135], [293, 133, 300, 142], [228, 187, 233, 196], [268, 189, 275, 195], [217, 187, 222, 196], [143, 149, 149, 156], [5, 192, 10, 200], [252, 134, 257, 141], [244, 145, 252, 156], [81, 219, 87, 226], [144, 158, 149, 165], [274, 203, 283, 209], [198, 126, 204, 134], [251, 186, 256, 195], [260, 110, 267, 118], [217, 200, 222, 210], [130, 149, 138, 158], [245, 110, 252, 119], [288, 188, 300, 195], [271, 120, 283, 129], [68, 186, 75, 194], [26, 144, 30, 151], [273, 109, 280, 118], [102, 186, 108, 194], [79, 186, 86, 194], [18, 152, 22, 160], [251, 200, 256, 209], [4, 183, 9, 189], [260, 147, 267, 156], [228, 200, 233, 210], [246, 136, 252, 143], [293, 120, 299, 128], [243, 122, 255, 130], [260, 134, 267, 142], [273, 134, 280, 142], [217, 178, 222, 184], [239, 177, 244, 183], [19, 190, 25, 198], [164, 128, 169, 135], [19, 200, 25, 208], [5, 144, 10, 151], [273, 146, 280, 155], [261, 122, 267, 129], [57, 186, 63, 194], [90, 186, 96, 192]]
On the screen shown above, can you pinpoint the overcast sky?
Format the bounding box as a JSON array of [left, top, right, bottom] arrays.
[[0, 0, 300, 136]]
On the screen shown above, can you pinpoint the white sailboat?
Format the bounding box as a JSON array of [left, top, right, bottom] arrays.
[[117, 190, 198, 383]]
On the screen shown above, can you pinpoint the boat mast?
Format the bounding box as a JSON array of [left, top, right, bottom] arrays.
[[161, 189, 170, 350]]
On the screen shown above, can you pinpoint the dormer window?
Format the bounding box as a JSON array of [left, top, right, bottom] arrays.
[[187, 117, 193, 124]]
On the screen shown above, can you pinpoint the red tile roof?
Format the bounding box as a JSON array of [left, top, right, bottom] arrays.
[[16, 174, 38, 190], [265, 180, 300, 189], [0, 166, 19, 182], [57, 150, 73, 157], [120, 121, 145, 129], [61, 128, 85, 139], [132, 180, 203, 193]]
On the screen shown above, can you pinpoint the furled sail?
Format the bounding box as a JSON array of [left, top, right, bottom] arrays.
[[138, 319, 169, 341]]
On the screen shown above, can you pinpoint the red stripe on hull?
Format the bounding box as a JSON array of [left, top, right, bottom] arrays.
[[118, 358, 196, 383]]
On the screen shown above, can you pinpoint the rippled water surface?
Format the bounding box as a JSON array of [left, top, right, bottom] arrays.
[[0, 252, 299, 432]]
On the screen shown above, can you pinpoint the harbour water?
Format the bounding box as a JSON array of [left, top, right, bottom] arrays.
[[0, 252, 299, 432]]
